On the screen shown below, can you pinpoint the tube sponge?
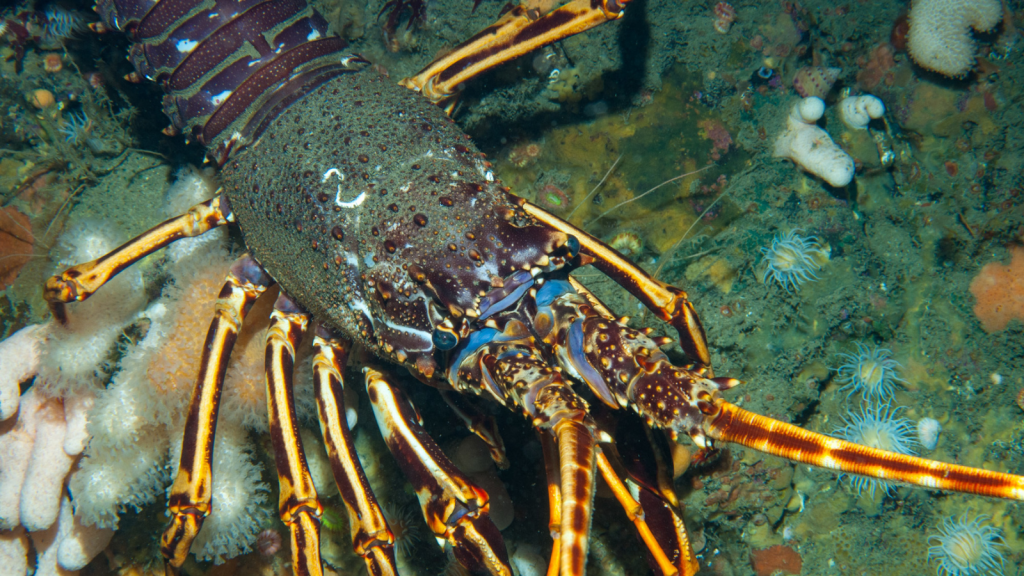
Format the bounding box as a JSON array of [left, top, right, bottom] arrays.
[[773, 97, 855, 187], [839, 95, 885, 130], [0, 324, 45, 421], [19, 395, 75, 532], [0, 528, 29, 575], [907, 0, 1002, 78]]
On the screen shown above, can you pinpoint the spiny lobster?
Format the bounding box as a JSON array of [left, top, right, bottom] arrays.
[[40, 0, 1024, 575]]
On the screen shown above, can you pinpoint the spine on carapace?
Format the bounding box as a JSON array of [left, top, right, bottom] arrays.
[[95, 0, 355, 162]]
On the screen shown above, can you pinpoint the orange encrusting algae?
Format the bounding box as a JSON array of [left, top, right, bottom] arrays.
[[969, 246, 1024, 333]]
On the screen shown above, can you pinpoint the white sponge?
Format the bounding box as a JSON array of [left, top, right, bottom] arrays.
[[840, 95, 885, 130], [774, 97, 855, 187]]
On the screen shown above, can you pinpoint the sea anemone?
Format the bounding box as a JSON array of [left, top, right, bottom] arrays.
[[183, 424, 272, 564], [59, 112, 92, 145], [917, 417, 942, 451], [43, 53, 62, 73], [538, 183, 570, 211], [758, 230, 830, 291], [383, 502, 421, 558], [927, 512, 1005, 576], [256, 528, 283, 557], [831, 402, 918, 497], [609, 231, 643, 259], [834, 342, 906, 403]]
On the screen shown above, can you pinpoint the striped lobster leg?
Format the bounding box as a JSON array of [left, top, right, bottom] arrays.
[[401, 0, 633, 109], [448, 328, 609, 576], [595, 408, 699, 576], [264, 295, 323, 576], [364, 368, 513, 576], [538, 433, 563, 576], [161, 255, 273, 572], [43, 197, 229, 324], [311, 328, 398, 576]]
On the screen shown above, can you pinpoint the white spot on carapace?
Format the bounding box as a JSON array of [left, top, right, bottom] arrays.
[[211, 90, 232, 106], [175, 39, 198, 53], [350, 297, 374, 325], [307, 29, 321, 41], [325, 169, 364, 208], [208, 12, 219, 18], [322, 168, 344, 182], [383, 318, 432, 342], [336, 190, 366, 209]]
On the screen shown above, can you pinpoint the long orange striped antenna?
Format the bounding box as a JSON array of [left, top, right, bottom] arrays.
[[704, 400, 1024, 500]]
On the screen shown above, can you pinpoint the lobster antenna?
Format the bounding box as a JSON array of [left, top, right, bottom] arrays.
[[567, 154, 621, 222], [584, 164, 713, 228], [652, 183, 731, 282]]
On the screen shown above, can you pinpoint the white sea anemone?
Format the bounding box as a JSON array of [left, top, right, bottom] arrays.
[[834, 342, 906, 403], [37, 220, 145, 396], [183, 424, 271, 564], [382, 502, 421, 558], [928, 512, 1005, 576], [758, 230, 830, 291], [831, 402, 918, 497]]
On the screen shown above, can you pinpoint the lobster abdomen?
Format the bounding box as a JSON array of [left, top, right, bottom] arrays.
[[96, 0, 350, 161]]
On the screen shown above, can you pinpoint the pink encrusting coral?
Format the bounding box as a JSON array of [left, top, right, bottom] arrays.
[[969, 246, 1024, 333], [698, 119, 733, 161]]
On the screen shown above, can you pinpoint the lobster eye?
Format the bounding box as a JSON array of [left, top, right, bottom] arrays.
[[432, 327, 458, 350], [565, 234, 579, 258]]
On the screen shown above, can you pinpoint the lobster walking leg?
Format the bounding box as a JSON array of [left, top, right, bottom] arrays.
[[44, 197, 229, 324], [401, 0, 632, 106], [553, 418, 597, 576], [365, 368, 512, 576], [593, 451, 694, 576], [452, 334, 620, 576], [311, 328, 398, 576], [539, 433, 562, 576], [595, 408, 696, 576], [440, 391, 510, 469], [161, 255, 272, 572], [524, 204, 712, 366], [265, 295, 323, 576]]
